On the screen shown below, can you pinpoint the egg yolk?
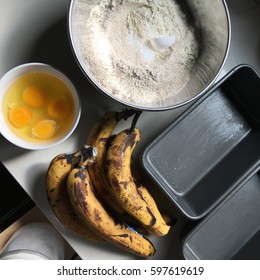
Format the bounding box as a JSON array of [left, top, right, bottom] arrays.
[[22, 86, 45, 107], [47, 96, 70, 120], [32, 119, 57, 140], [9, 105, 33, 127]]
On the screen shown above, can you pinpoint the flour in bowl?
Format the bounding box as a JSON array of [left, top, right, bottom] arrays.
[[82, 0, 199, 106]]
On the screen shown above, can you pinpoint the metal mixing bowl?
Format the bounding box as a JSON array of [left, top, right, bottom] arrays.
[[68, 0, 230, 111]]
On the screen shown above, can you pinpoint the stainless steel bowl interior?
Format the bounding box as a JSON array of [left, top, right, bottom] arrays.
[[68, 0, 230, 111]]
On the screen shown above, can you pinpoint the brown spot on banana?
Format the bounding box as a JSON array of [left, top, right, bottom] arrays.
[[146, 207, 156, 226], [73, 181, 88, 212], [116, 234, 129, 238], [74, 169, 87, 181], [94, 208, 102, 223]]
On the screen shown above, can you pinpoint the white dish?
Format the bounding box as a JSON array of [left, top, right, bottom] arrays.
[[0, 63, 81, 150]]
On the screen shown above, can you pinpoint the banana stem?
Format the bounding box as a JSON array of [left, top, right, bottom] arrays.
[[130, 111, 142, 132], [81, 146, 95, 159], [78, 146, 97, 167], [116, 108, 137, 121]]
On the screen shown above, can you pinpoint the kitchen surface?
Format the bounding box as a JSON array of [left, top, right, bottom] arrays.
[[0, 0, 260, 260]]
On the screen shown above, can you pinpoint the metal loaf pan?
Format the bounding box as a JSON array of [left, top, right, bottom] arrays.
[[142, 65, 260, 219], [182, 169, 260, 260]]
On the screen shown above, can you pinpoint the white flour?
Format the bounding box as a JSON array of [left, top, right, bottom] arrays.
[[82, 0, 199, 106]]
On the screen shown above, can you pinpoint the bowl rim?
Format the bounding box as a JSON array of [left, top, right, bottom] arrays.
[[67, 0, 231, 111], [0, 249, 50, 260], [0, 62, 81, 150]]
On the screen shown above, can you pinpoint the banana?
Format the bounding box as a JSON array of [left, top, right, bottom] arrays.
[[66, 163, 156, 257], [45, 147, 103, 242], [86, 110, 135, 214], [131, 160, 171, 236], [106, 127, 170, 236]]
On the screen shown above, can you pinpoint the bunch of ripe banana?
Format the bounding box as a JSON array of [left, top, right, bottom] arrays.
[[46, 109, 172, 257]]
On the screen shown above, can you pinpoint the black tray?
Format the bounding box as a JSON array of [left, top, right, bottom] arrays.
[[182, 169, 260, 260], [0, 162, 35, 232], [142, 65, 260, 219]]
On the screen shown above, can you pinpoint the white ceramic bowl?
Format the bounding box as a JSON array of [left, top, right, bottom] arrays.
[[0, 222, 65, 260], [0, 63, 81, 150]]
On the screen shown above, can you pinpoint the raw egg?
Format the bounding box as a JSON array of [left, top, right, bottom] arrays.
[[47, 96, 70, 120], [22, 86, 45, 107], [32, 119, 57, 140], [8, 105, 32, 127]]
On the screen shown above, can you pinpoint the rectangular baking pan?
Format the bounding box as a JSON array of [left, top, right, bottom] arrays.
[[182, 169, 260, 260], [142, 64, 260, 219]]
